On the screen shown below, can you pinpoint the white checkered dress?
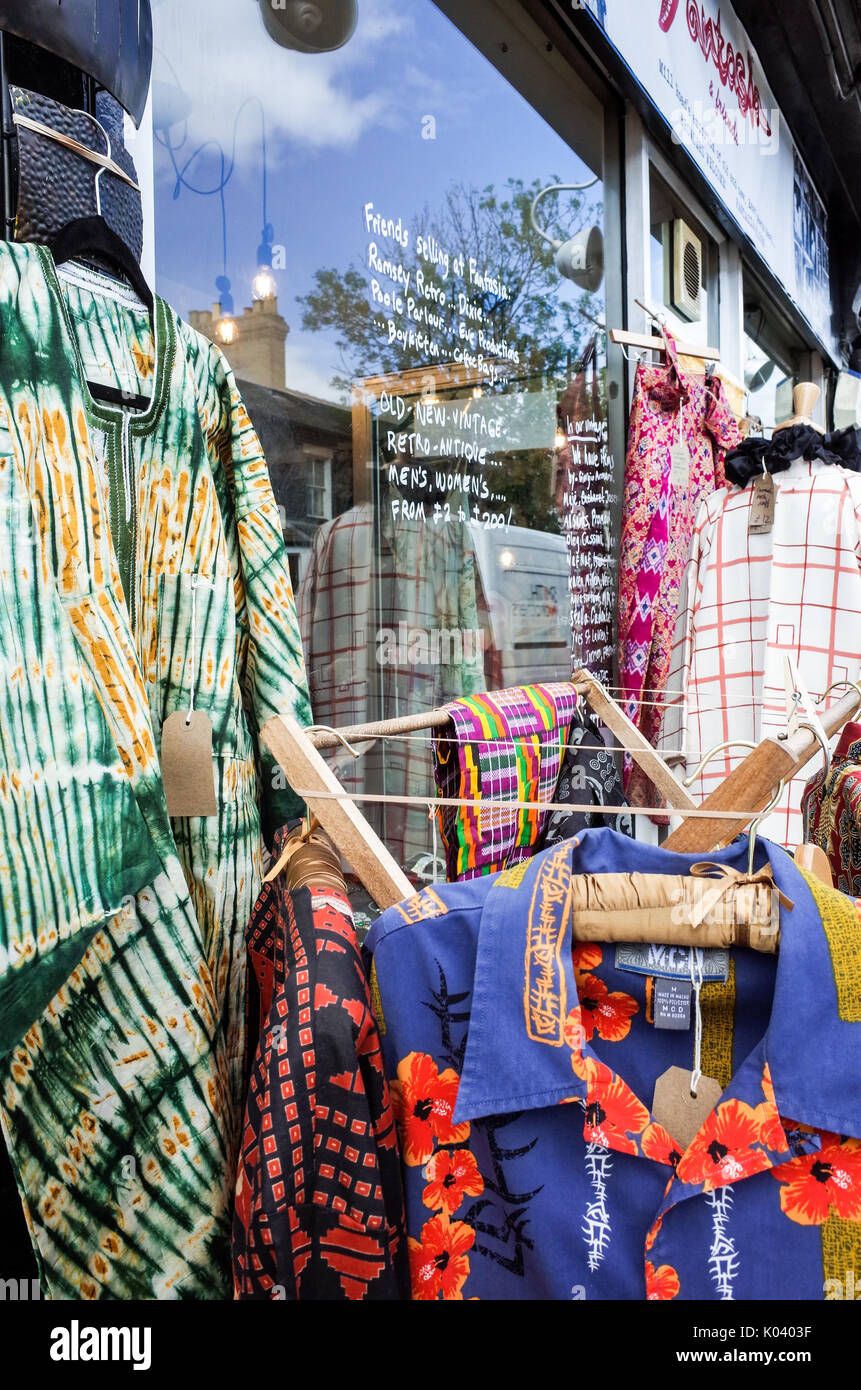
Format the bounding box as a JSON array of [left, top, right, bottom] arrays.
[[660, 460, 861, 846]]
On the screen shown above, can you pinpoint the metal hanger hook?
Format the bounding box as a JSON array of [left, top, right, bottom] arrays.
[[306, 725, 361, 759], [816, 679, 861, 706], [797, 722, 832, 782], [682, 739, 757, 788], [747, 779, 786, 875], [529, 179, 600, 245]]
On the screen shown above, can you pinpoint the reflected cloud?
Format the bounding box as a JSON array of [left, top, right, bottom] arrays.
[[152, 0, 412, 158]]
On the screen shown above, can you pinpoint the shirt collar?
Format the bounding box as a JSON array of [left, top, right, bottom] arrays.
[[453, 828, 861, 1139]]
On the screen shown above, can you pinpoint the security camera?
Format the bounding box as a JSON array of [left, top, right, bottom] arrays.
[[259, 0, 358, 52]]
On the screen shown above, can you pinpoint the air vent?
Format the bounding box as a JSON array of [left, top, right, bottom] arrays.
[[671, 219, 703, 322]]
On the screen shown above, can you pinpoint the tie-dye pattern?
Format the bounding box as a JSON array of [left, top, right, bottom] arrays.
[[0, 242, 310, 1298]]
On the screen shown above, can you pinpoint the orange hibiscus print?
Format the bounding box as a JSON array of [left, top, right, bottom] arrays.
[[422, 1148, 484, 1217], [642, 1122, 683, 1170], [573, 943, 602, 984], [390, 1052, 470, 1167], [754, 1064, 789, 1155], [677, 1099, 771, 1190], [771, 1134, 861, 1225], [646, 1261, 680, 1300], [409, 1215, 475, 1300], [578, 974, 638, 1043], [584, 1075, 650, 1154], [645, 1215, 663, 1252]]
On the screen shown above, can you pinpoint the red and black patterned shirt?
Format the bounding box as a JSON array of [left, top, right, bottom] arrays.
[[232, 867, 409, 1300]]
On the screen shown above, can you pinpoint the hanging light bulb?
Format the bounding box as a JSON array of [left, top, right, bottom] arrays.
[[253, 224, 278, 301], [252, 264, 277, 301], [214, 275, 238, 346], [555, 425, 567, 451], [217, 315, 237, 345]]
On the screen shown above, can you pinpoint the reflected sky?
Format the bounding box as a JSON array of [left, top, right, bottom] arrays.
[[151, 0, 601, 401]]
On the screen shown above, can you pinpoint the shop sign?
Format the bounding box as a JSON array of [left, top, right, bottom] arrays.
[[578, 0, 834, 353]]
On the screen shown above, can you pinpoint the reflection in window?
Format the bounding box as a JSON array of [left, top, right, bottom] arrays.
[[152, 0, 613, 871], [743, 299, 798, 433], [304, 452, 333, 521]]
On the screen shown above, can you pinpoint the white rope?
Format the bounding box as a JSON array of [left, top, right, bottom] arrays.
[[289, 787, 785, 822], [690, 948, 705, 1097]]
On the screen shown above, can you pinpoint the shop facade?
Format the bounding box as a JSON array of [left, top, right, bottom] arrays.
[[143, 0, 859, 867], [4, 0, 861, 1312]]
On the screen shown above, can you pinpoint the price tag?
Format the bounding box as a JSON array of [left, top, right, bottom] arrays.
[[749, 472, 775, 534], [670, 441, 690, 491], [652, 1067, 723, 1149], [160, 710, 217, 818]]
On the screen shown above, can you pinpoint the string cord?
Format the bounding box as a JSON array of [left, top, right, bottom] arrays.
[[690, 948, 705, 1097], [288, 787, 795, 822]]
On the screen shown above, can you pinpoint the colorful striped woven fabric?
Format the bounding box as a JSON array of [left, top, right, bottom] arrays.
[[433, 683, 581, 880]]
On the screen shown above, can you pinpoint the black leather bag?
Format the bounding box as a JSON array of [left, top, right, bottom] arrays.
[[9, 85, 143, 259]]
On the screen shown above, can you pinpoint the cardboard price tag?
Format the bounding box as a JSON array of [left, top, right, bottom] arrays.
[[749, 473, 775, 534], [652, 1066, 723, 1149], [160, 710, 217, 818], [670, 441, 690, 491]]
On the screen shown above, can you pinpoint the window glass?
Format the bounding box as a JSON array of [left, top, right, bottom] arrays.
[[742, 293, 801, 432], [151, 0, 614, 872], [648, 168, 716, 349]]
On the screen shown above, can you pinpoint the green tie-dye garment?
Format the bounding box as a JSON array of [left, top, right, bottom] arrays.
[[0, 243, 311, 1298]]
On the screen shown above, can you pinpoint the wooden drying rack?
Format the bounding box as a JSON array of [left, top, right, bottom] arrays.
[[261, 671, 861, 927]]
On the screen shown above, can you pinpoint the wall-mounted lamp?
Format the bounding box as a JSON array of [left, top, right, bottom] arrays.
[[531, 179, 603, 292]]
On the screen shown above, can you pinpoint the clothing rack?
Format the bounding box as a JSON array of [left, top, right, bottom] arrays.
[[306, 671, 695, 813], [664, 684, 861, 851], [261, 672, 861, 923]]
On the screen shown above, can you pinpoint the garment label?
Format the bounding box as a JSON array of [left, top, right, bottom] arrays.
[[160, 710, 217, 817], [652, 1067, 723, 1149], [748, 473, 775, 534], [615, 944, 729, 983], [653, 977, 691, 1030], [669, 441, 690, 491]]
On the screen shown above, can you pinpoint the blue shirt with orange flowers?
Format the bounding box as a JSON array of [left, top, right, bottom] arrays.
[[365, 829, 861, 1300]]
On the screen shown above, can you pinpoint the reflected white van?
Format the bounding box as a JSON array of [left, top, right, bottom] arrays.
[[469, 522, 572, 688]]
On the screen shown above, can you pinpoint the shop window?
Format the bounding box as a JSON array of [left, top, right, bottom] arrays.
[[649, 168, 718, 349], [304, 452, 333, 521], [742, 292, 803, 433], [151, 0, 617, 871]]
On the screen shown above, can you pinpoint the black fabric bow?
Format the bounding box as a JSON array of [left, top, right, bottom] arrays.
[[725, 424, 861, 487]]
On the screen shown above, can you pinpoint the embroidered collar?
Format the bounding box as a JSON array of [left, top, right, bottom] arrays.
[[454, 828, 861, 1143]]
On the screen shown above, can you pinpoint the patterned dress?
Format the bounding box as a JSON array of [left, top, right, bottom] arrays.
[[617, 336, 739, 805], [0, 243, 310, 1298], [802, 722, 861, 895], [659, 460, 861, 847]]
